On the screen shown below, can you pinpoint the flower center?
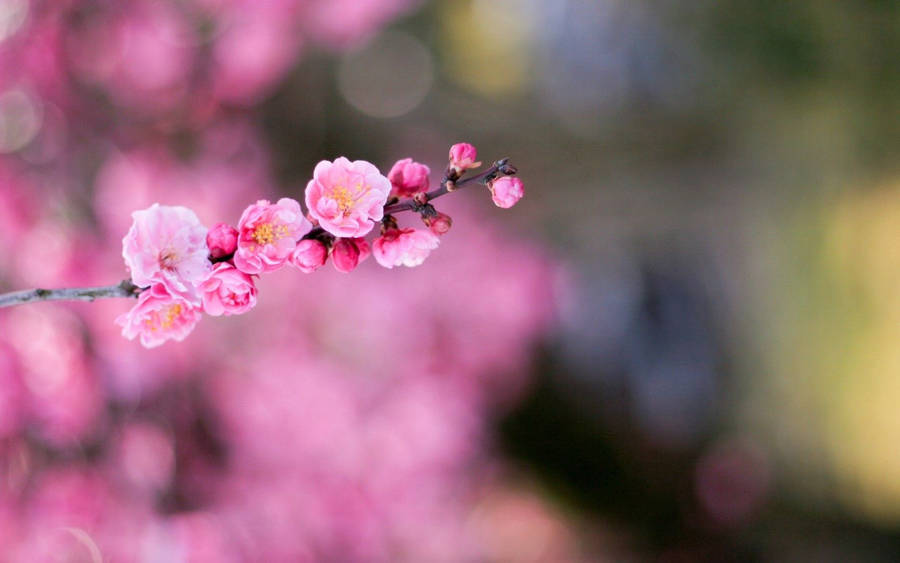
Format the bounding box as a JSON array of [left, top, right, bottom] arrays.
[[331, 183, 369, 216], [144, 303, 183, 332], [253, 223, 275, 245], [159, 248, 178, 269], [252, 222, 290, 246]]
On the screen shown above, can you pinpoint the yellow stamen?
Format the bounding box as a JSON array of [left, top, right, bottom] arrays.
[[331, 183, 370, 215], [143, 303, 183, 332], [252, 222, 291, 246], [253, 223, 275, 245]]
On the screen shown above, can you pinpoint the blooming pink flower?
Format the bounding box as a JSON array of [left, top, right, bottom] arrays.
[[290, 239, 328, 273], [122, 204, 210, 300], [388, 158, 430, 198], [449, 143, 481, 175], [198, 263, 258, 317], [489, 176, 524, 209], [116, 283, 203, 348], [332, 237, 370, 273], [373, 228, 440, 269], [206, 223, 238, 259], [233, 198, 311, 275], [305, 157, 391, 238]]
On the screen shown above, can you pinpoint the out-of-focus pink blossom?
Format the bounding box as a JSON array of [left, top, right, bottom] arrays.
[[373, 228, 440, 269], [113, 423, 175, 495], [211, 9, 302, 105], [0, 346, 24, 438], [332, 237, 370, 273], [489, 176, 524, 209], [67, 1, 195, 114], [122, 204, 210, 300], [116, 283, 204, 348], [424, 212, 453, 236], [199, 263, 258, 317], [305, 157, 391, 238], [207, 222, 238, 259], [234, 198, 311, 275], [303, 0, 422, 48], [290, 239, 328, 273], [388, 157, 430, 198], [449, 142, 481, 175], [3, 307, 103, 445]]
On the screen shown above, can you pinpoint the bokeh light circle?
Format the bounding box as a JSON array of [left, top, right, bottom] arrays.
[[338, 31, 433, 119]]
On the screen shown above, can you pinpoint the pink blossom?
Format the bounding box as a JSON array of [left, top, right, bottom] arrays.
[[388, 158, 430, 198], [372, 228, 440, 269], [305, 157, 391, 238], [211, 9, 302, 105], [449, 143, 481, 175], [489, 176, 524, 209], [207, 223, 238, 259], [198, 263, 258, 317], [290, 239, 328, 273], [122, 204, 210, 300], [116, 283, 203, 348], [423, 212, 452, 236], [332, 237, 370, 273], [234, 198, 311, 275]]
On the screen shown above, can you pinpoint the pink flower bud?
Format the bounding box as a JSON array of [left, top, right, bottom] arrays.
[[198, 263, 258, 317], [356, 237, 371, 262], [290, 239, 328, 273], [207, 222, 238, 259], [373, 228, 440, 269], [489, 176, 524, 209], [449, 143, 481, 174], [423, 212, 452, 236], [331, 237, 370, 273], [387, 158, 430, 198]]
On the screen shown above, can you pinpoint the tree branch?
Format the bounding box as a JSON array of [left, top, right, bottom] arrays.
[[0, 280, 142, 309], [0, 157, 517, 309], [382, 160, 507, 215]]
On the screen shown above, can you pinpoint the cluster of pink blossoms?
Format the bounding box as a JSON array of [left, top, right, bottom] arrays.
[[117, 143, 523, 348]]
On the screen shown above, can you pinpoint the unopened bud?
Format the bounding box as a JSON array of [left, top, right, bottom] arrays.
[[449, 142, 481, 175], [488, 176, 524, 209], [290, 239, 328, 273], [388, 158, 430, 198], [331, 238, 370, 273], [207, 223, 238, 259], [423, 212, 452, 236]]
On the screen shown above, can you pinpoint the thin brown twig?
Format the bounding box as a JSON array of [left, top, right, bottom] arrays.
[[0, 280, 142, 309]]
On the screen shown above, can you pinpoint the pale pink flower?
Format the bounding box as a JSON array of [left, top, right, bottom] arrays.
[[388, 158, 430, 198], [489, 176, 524, 209], [373, 228, 440, 269], [332, 237, 370, 273], [449, 143, 481, 175], [290, 239, 328, 273], [122, 204, 210, 300], [305, 157, 391, 238], [233, 198, 311, 275], [206, 223, 238, 259], [116, 283, 203, 349], [198, 263, 258, 317]]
